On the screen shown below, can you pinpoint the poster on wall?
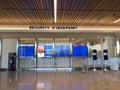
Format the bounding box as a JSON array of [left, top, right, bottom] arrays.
[[37, 53, 44, 57], [37, 44, 44, 53]]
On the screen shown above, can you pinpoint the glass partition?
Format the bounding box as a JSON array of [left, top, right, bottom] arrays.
[[72, 38, 88, 68], [36, 38, 54, 69], [16, 36, 112, 70], [18, 38, 36, 69], [54, 38, 71, 68]]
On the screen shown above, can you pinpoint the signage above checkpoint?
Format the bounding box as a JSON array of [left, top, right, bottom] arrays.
[[29, 26, 77, 30]]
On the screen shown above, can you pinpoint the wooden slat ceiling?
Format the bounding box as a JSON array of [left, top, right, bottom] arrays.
[[0, 0, 120, 26]]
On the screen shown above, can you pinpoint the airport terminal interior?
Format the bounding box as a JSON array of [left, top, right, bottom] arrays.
[[0, 0, 120, 90]]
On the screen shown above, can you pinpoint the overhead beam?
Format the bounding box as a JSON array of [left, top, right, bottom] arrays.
[[0, 26, 120, 33]]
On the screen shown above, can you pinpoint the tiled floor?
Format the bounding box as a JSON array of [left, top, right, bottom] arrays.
[[0, 70, 120, 90]]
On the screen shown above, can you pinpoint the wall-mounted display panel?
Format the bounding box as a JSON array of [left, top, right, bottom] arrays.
[[18, 44, 35, 58], [73, 45, 88, 57], [26, 44, 34, 57], [55, 43, 70, 57], [18, 44, 26, 57], [44, 44, 52, 52]]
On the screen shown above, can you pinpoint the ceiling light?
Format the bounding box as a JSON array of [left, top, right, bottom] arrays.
[[54, 0, 57, 23], [113, 19, 120, 23], [117, 40, 119, 54]]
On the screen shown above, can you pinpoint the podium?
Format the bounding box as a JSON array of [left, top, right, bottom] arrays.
[[92, 50, 97, 71], [103, 50, 108, 71]]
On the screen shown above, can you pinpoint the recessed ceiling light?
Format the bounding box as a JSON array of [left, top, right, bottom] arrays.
[[54, 0, 57, 23], [117, 40, 119, 54], [113, 19, 120, 23]]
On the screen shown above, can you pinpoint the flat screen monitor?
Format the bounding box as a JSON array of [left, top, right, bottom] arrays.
[[79, 45, 88, 57], [55, 45, 70, 57], [18, 44, 26, 57], [73, 45, 88, 57], [55, 45, 62, 56], [26, 44, 34, 57], [62, 45, 70, 56]]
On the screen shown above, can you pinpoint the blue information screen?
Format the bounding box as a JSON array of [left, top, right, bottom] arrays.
[[26, 45, 34, 57], [55, 45, 62, 56], [44, 44, 52, 51], [44, 44, 52, 57], [73, 45, 80, 56], [80, 45, 88, 56], [18, 44, 34, 57], [55, 45, 70, 57], [62, 45, 70, 56], [73, 45, 88, 57], [18, 45, 26, 57]]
